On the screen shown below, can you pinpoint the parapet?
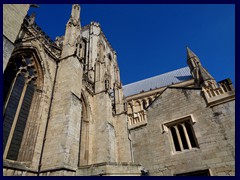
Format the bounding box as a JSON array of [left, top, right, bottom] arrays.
[[202, 78, 235, 107]]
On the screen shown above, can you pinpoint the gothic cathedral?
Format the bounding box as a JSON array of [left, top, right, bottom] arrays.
[[3, 4, 235, 176]]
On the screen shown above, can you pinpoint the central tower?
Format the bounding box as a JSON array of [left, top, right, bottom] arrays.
[[39, 4, 141, 175]]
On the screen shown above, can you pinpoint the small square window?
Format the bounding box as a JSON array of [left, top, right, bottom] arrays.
[[163, 115, 199, 153]]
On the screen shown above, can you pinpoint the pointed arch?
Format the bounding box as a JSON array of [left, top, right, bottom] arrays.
[[134, 100, 141, 112], [104, 72, 111, 90], [78, 91, 92, 166], [3, 48, 44, 161], [98, 41, 105, 61]]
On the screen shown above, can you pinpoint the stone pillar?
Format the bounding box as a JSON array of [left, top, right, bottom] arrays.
[[115, 114, 132, 162], [92, 92, 117, 163]]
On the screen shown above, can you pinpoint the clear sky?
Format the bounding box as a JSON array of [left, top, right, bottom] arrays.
[[28, 4, 235, 86]]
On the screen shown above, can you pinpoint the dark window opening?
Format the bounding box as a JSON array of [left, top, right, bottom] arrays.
[[167, 118, 198, 153], [3, 75, 25, 152], [108, 53, 112, 61], [3, 62, 17, 103], [6, 82, 35, 160], [170, 127, 181, 151], [178, 124, 189, 149], [148, 98, 152, 105], [105, 79, 109, 90], [82, 40, 87, 72], [185, 121, 198, 148], [175, 169, 210, 176], [3, 55, 37, 161], [143, 100, 147, 109]]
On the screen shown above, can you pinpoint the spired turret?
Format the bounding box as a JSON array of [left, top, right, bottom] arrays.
[[186, 47, 217, 88]]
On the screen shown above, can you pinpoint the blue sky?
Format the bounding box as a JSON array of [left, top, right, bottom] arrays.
[[28, 4, 235, 86]]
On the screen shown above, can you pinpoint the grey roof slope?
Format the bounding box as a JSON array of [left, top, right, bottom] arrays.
[[123, 67, 193, 97]]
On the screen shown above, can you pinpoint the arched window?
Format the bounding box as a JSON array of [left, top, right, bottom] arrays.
[[78, 95, 89, 166], [142, 99, 147, 109], [3, 53, 38, 161], [80, 39, 87, 72], [134, 101, 141, 112], [99, 43, 105, 61]]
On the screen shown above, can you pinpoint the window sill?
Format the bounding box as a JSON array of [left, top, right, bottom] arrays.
[[171, 147, 200, 155]]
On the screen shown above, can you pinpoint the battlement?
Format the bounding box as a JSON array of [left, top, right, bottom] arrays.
[[203, 78, 235, 107], [19, 14, 62, 57]]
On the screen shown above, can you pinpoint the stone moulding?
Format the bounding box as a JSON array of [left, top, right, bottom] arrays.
[[161, 114, 196, 134]]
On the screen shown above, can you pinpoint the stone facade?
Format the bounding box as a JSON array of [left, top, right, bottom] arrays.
[[3, 4, 235, 176], [129, 87, 235, 176], [3, 4, 30, 72]]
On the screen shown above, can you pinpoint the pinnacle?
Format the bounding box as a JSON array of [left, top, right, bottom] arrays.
[[186, 46, 198, 60]]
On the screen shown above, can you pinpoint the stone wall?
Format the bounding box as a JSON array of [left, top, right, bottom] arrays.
[[130, 87, 235, 176], [3, 4, 29, 43], [3, 4, 30, 71], [3, 162, 142, 176]]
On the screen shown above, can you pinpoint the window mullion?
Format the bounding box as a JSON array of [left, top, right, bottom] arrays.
[[181, 123, 192, 149], [174, 126, 184, 151]]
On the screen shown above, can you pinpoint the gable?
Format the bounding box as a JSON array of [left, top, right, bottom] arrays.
[[148, 87, 203, 112]]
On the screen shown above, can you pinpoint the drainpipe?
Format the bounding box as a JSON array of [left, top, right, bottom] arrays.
[[126, 104, 134, 163], [37, 60, 59, 176], [128, 130, 134, 163], [87, 26, 91, 72]]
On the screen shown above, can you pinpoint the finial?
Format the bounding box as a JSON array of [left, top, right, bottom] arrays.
[[28, 12, 36, 25], [71, 4, 81, 21], [61, 4, 81, 57]]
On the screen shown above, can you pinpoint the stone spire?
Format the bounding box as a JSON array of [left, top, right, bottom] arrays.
[[186, 47, 216, 88], [61, 4, 81, 58], [186, 46, 201, 69], [187, 46, 197, 59]]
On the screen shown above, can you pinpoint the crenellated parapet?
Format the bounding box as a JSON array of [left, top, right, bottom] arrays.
[[18, 14, 62, 58], [202, 78, 235, 107], [186, 47, 235, 106]]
